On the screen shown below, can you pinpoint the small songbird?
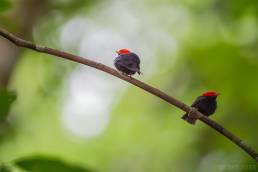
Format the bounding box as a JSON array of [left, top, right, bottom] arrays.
[[114, 49, 141, 76], [182, 91, 219, 125]]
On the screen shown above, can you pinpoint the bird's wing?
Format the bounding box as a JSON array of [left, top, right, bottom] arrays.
[[115, 55, 140, 72], [130, 53, 141, 64], [116, 60, 139, 72], [191, 96, 206, 108]]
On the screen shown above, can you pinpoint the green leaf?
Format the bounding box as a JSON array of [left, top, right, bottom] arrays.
[[15, 156, 94, 172], [0, 0, 11, 12], [0, 90, 16, 122], [0, 165, 12, 172]]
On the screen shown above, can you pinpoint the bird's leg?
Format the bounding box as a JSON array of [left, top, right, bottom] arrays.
[[125, 73, 133, 79], [128, 74, 133, 79], [117, 71, 134, 79], [117, 71, 127, 76], [188, 107, 200, 119]]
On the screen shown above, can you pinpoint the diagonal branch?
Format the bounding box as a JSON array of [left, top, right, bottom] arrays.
[[0, 27, 257, 162]]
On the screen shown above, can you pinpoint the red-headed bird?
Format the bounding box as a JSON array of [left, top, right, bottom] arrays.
[[182, 91, 219, 124], [114, 49, 141, 76]]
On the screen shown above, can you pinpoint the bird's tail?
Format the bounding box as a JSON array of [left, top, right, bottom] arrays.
[[181, 114, 197, 125]]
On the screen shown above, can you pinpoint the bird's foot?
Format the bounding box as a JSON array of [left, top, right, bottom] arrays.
[[118, 71, 134, 79], [188, 107, 201, 119], [128, 75, 133, 79], [118, 71, 127, 76]]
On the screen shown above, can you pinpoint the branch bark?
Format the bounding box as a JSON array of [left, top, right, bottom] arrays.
[[0, 27, 257, 162]]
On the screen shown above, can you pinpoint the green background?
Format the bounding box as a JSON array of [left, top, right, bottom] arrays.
[[0, 0, 258, 171]]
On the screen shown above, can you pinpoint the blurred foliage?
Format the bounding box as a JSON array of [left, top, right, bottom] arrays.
[[0, 90, 16, 122], [0, 0, 11, 12], [51, 0, 97, 15], [0, 0, 258, 172], [15, 156, 93, 172], [0, 165, 11, 172]]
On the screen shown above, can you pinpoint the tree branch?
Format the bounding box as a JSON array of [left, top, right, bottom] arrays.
[[0, 27, 257, 162]]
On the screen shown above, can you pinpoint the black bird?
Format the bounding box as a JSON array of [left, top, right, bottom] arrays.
[[114, 49, 141, 76], [182, 91, 219, 124]]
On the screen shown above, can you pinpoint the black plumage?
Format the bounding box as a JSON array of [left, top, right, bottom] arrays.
[[114, 52, 141, 75], [182, 93, 218, 124]]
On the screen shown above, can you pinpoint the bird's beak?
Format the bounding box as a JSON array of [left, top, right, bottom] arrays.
[[216, 93, 220, 96], [116, 51, 119, 54]]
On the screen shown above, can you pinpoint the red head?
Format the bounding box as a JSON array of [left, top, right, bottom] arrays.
[[202, 91, 219, 97], [116, 49, 131, 55]]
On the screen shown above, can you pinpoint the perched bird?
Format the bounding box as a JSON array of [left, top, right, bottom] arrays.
[[114, 49, 141, 76], [182, 91, 219, 124]]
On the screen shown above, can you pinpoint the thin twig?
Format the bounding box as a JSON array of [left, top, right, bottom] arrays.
[[0, 27, 257, 162]]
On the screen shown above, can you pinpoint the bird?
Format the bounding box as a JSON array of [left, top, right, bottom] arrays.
[[114, 49, 142, 76], [182, 91, 219, 125]]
